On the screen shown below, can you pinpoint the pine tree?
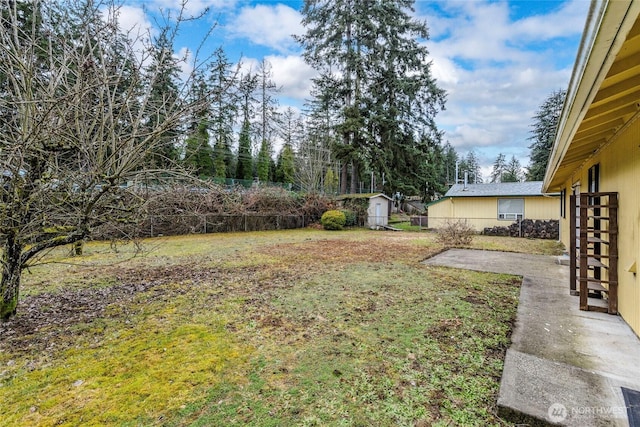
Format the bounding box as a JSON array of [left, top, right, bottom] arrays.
[[209, 48, 238, 179], [442, 143, 458, 186], [257, 142, 271, 182], [236, 118, 253, 181], [144, 27, 182, 168], [526, 89, 566, 181], [460, 151, 482, 183], [421, 134, 447, 200], [503, 155, 523, 182], [324, 168, 339, 194], [236, 71, 258, 181], [490, 153, 507, 183], [276, 108, 302, 185], [297, 0, 445, 195], [276, 144, 295, 185], [183, 69, 213, 176], [183, 120, 214, 177]]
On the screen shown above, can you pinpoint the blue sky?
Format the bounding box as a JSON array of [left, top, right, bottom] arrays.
[[119, 0, 590, 180]]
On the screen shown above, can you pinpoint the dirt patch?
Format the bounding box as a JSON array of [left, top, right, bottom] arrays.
[[259, 236, 439, 266], [463, 294, 487, 306], [2, 280, 152, 357]]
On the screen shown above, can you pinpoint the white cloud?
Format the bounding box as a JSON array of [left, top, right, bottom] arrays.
[[265, 55, 316, 101], [237, 57, 260, 76], [233, 55, 314, 106], [513, 0, 592, 40], [227, 4, 303, 53], [431, 54, 459, 85], [175, 47, 194, 83], [417, 0, 589, 172], [149, 0, 238, 17], [102, 5, 157, 66], [112, 5, 155, 41]]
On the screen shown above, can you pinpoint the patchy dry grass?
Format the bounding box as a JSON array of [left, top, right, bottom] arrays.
[[0, 230, 559, 426], [469, 234, 564, 255]]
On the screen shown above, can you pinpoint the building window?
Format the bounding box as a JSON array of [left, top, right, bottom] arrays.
[[498, 198, 524, 220], [560, 189, 566, 219]]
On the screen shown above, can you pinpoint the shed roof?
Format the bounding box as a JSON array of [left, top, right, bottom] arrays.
[[443, 181, 553, 198], [336, 193, 392, 201]]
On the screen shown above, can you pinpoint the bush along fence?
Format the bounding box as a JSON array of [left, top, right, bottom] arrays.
[[94, 214, 309, 239]]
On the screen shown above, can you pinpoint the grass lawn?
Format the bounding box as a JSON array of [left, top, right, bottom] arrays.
[[0, 229, 562, 426]]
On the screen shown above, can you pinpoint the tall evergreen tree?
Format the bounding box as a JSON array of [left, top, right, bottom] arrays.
[[276, 108, 302, 185], [459, 151, 482, 183], [236, 71, 258, 180], [183, 69, 213, 176], [503, 155, 523, 182], [276, 144, 296, 185], [421, 134, 447, 200], [297, 0, 445, 195], [209, 48, 238, 179], [255, 59, 279, 182], [236, 119, 253, 181], [323, 168, 338, 194], [144, 27, 182, 168], [183, 120, 214, 177], [490, 153, 507, 183], [442, 143, 458, 186], [526, 89, 566, 181], [256, 142, 271, 182]]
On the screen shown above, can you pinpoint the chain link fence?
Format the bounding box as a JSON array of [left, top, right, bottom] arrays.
[[141, 213, 308, 238]]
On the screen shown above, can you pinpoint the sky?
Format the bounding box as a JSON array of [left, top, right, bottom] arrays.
[[119, 0, 591, 181]]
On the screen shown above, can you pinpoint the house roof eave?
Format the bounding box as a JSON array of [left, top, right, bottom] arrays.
[[544, 0, 640, 192]]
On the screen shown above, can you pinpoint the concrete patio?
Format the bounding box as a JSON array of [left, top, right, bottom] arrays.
[[423, 248, 640, 426]]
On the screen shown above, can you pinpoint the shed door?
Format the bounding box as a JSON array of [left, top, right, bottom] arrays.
[[375, 203, 382, 225]]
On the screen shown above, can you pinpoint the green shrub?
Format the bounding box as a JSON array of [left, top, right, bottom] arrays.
[[321, 210, 347, 230], [340, 209, 357, 227]]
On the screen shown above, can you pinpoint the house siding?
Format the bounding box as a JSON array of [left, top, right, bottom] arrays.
[[428, 195, 559, 231], [558, 118, 640, 334]]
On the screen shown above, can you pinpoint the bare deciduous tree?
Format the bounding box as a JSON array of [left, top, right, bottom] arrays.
[[0, 0, 209, 319]]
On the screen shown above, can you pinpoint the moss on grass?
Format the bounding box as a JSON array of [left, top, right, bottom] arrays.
[[0, 296, 250, 426]]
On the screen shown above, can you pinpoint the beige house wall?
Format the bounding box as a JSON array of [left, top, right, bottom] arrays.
[[428, 195, 560, 232], [427, 198, 453, 229], [558, 118, 640, 334]]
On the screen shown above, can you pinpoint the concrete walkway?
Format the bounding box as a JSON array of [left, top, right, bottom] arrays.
[[424, 249, 640, 426]]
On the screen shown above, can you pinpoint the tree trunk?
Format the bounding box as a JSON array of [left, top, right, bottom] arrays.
[[1, 234, 23, 321], [350, 162, 358, 194], [340, 162, 348, 194]]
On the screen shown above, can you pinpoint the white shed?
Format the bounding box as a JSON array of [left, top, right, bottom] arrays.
[[366, 193, 392, 228], [337, 193, 392, 229]]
